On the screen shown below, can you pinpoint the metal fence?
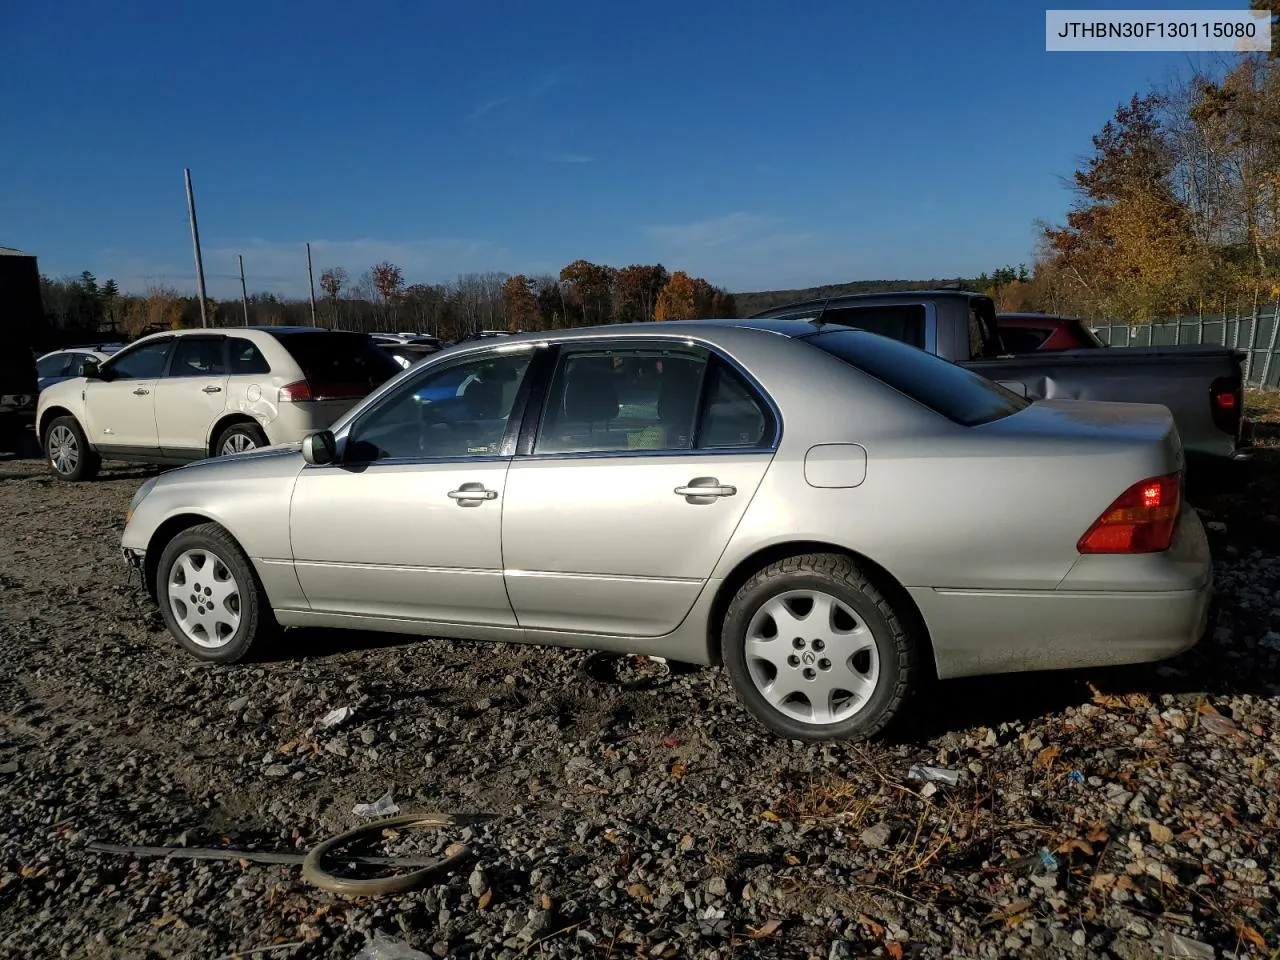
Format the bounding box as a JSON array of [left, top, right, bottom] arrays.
[[1091, 303, 1280, 389]]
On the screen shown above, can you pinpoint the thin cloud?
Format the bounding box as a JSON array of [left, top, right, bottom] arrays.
[[544, 151, 594, 164], [469, 96, 511, 121], [646, 212, 777, 248]]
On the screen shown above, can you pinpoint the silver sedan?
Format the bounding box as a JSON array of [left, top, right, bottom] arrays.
[[121, 319, 1213, 740]]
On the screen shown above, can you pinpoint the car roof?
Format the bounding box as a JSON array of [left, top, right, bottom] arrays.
[[749, 289, 987, 318], [444, 317, 861, 351]]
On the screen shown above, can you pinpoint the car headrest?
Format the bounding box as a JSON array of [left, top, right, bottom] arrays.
[[563, 364, 619, 423], [461, 377, 504, 418]]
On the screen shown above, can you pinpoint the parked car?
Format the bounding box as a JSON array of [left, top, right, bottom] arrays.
[[38, 326, 400, 481], [751, 291, 1254, 465], [0, 333, 37, 452], [36, 348, 115, 391], [121, 319, 1212, 741], [380, 339, 444, 370], [995, 313, 1107, 352]]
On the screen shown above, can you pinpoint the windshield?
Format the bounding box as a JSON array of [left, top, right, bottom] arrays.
[[805, 329, 1029, 426]]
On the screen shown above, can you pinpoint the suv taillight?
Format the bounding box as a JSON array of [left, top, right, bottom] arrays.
[[1209, 376, 1242, 436], [1077, 472, 1181, 554], [279, 380, 313, 402]]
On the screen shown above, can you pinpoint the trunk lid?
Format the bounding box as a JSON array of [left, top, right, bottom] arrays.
[[977, 398, 1184, 474]]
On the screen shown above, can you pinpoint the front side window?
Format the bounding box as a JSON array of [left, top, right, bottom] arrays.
[[169, 338, 227, 377], [345, 350, 532, 462], [105, 339, 173, 380], [535, 346, 709, 455]]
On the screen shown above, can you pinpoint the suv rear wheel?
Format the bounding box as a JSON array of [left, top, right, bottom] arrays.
[[216, 422, 268, 456]]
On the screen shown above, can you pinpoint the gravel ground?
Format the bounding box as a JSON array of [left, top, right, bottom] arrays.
[[2, 396, 1279, 960]]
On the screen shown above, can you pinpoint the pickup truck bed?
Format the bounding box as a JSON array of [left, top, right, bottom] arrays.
[[751, 291, 1253, 464]]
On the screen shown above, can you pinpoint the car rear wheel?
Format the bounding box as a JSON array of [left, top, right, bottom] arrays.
[[721, 553, 918, 741], [216, 422, 268, 456], [155, 523, 276, 663], [43, 416, 100, 482]]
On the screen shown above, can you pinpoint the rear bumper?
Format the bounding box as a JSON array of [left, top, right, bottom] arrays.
[[266, 401, 358, 445], [914, 581, 1213, 680]]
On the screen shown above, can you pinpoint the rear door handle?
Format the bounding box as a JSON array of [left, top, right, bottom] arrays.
[[448, 482, 498, 505], [132, 388, 150, 396], [202, 385, 223, 394], [674, 477, 737, 499]]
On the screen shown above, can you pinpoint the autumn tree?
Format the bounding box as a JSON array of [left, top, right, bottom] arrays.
[[711, 288, 738, 317], [1042, 94, 1200, 320], [614, 264, 669, 322], [654, 271, 698, 321], [370, 261, 404, 322], [501, 275, 540, 331], [559, 259, 616, 325], [532, 275, 564, 328]]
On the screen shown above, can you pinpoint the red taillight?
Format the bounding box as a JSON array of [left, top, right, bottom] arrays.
[[1077, 472, 1181, 554], [279, 380, 368, 402], [1209, 376, 1242, 435], [279, 380, 313, 402]]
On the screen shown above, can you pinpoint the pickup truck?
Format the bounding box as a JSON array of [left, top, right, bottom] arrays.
[[751, 290, 1254, 465]]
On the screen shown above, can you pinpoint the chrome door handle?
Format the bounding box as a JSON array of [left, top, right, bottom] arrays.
[[674, 477, 737, 499], [202, 385, 223, 394], [448, 482, 498, 504], [132, 388, 150, 396]]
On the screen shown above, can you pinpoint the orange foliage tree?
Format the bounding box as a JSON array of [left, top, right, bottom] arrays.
[[501, 275, 540, 331], [654, 271, 697, 321]]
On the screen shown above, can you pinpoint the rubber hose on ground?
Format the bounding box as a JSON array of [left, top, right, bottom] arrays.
[[301, 813, 471, 896]]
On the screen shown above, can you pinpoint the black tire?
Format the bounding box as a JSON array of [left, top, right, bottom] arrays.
[[42, 415, 101, 482], [214, 421, 269, 457], [155, 522, 277, 663], [721, 553, 918, 742]]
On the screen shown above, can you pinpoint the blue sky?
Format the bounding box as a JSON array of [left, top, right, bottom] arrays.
[[0, 0, 1240, 298]]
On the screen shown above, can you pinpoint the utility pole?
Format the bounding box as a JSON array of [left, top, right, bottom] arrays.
[[184, 167, 209, 328], [306, 242, 317, 326], [238, 254, 250, 326]]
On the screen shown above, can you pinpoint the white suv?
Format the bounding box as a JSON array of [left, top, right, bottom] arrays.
[[37, 326, 401, 481]]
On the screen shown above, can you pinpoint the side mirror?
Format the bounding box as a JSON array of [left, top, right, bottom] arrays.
[[301, 430, 336, 465], [81, 358, 102, 379]]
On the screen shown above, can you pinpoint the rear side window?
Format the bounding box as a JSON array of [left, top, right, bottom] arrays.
[[272, 332, 400, 387], [824, 305, 926, 348], [1069, 320, 1106, 348], [968, 300, 1003, 358], [805, 330, 1029, 426], [169, 338, 227, 377], [228, 338, 271, 375], [37, 355, 71, 378], [697, 361, 773, 448], [995, 326, 1051, 353]]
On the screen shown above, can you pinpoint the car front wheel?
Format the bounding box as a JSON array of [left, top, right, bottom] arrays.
[[43, 416, 101, 482], [721, 553, 918, 741], [155, 523, 276, 663]]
